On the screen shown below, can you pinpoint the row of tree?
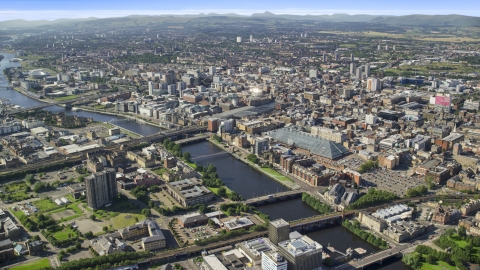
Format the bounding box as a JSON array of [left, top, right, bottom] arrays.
[[301, 193, 331, 214], [342, 220, 389, 249], [56, 251, 151, 270], [405, 185, 428, 197], [347, 188, 398, 209], [358, 160, 379, 173]]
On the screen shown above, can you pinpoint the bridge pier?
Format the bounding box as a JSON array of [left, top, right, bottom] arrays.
[[65, 102, 73, 110]]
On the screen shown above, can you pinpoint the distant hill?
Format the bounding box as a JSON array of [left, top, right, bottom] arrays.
[[251, 12, 381, 22], [370, 14, 480, 27], [0, 17, 98, 29], [0, 13, 479, 30]]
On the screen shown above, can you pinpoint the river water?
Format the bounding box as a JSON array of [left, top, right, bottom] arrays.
[[182, 141, 287, 199], [0, 51, 162, 136], [257, 199, 319, 222]]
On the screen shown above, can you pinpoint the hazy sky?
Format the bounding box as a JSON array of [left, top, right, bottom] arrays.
[[0, 0, 479, 21]]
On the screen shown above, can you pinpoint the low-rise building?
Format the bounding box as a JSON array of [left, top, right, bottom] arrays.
[[165, 178, 214, 207]]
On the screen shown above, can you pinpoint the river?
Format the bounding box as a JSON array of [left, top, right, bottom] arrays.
[[182, 141, 288, 199], [0, 51, 162, 136]]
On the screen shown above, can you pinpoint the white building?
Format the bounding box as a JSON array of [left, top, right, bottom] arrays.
[[309, 69, 318, 78], [367, 78, 382, 91], [22, 119, 44, 129], [202, 254, 228, 270], [365, 114, 377, 125], [262, 251, 288, 270], [209, 66, 216, 75], [237, 37, 242, 43]]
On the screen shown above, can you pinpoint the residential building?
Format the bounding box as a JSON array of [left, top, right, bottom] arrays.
[[85, 168, 117, 209]]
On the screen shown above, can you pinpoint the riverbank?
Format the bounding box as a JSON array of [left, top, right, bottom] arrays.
[[97, 122, 143, 138], [207, 139, 301, 190], [79, 106, 166, 129]]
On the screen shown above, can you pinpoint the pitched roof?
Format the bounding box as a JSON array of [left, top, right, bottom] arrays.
[[269, 127, 349, 159]]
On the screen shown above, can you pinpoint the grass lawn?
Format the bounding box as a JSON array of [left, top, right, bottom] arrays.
[[420, 260, 457, 270], [53, 226, 77, 240], [9, 258, 51, 270], [111, 213, 145, 229], [5, 182, 28, 192], [260, 167, 293, 183], [9, 207, 27, 220], [186, 161, 197, 169], [33, 199, 59, 212], [9, 192, 30, 201], [208, 186, 233, 196], [46, 201, 84, 222], [54, 95, 77, 101]]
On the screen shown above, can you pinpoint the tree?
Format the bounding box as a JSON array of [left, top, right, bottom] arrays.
[[217, 187, 227, 197], [84, 231, 93, 239], [90, 215, 96, 221], [183, 152, 192, 162], [425, 254, 435, 264], [24, 174, 35, 185], [458, 226, 467, 239], [77, 176, 85, 182], [141, 208, 152, 217], [103, 226, 108, 232], [208, 219, 215, 226]]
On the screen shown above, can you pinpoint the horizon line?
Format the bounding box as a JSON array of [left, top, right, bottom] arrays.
[[0, 10, 478, 22]]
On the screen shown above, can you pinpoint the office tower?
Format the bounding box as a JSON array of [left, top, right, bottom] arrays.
[[393, 45, 396, 51], [385, 44, 389, 50], [167, 84, 176, 95], [377, 44, 381, 51], [356, 67, 362, 79], [335, 53, 339, 61], [250, 35, 253, 42], [208, 118, 219, 132], [262, 251, 288, 270], [350, 53, 354, 61], [227, 69, 235, 75], [350, 62, 356, 75], [254, 138, 269, 155], [85, 169, 117, 210], [322, 53, 327, 62], [268, 219, 290, 245], [157, 34, 159, 38], [367, 78, 382, 91], [309, 69, 318, 78], [177, 81, 186, 92], [365, 64, 370, 76], [209, 66, 216, 75], [165, 73, 175, 85], [366, 114, 377, 125], [148, 81, 154, 96], [304, 32, 307, 37], [237, 36, 242, 43], [277, 232, 323, 270]]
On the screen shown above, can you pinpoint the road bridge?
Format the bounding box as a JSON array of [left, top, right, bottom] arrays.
[[289, 211, 355, 232], [244, 190, 303, 206], [175, 134, 209, 146], [334, 245, 407, 270]]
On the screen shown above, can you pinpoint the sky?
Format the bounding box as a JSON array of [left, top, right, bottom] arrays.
[[0, 0, 479, 21]]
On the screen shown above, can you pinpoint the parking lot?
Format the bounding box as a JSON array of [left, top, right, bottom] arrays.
[[174, 223, 218, 244], [362, 167, 424, 196]]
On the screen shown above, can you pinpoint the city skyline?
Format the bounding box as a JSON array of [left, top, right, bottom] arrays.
[[0, 0, 479, 21]]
